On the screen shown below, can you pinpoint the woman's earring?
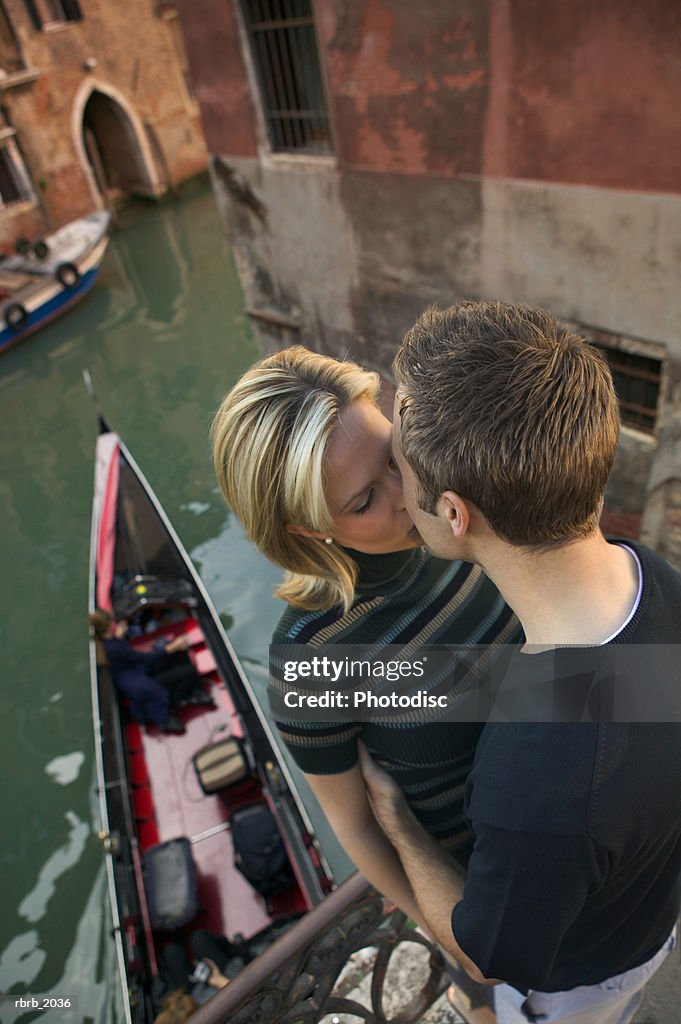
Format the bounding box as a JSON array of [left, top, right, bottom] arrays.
[[324, 537, 333, 545]]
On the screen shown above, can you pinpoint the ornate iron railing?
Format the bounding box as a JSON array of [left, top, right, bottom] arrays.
[[187, 872, 450, 1024]]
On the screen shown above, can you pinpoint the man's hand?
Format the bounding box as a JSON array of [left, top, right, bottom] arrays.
[[165, 634, 189, 654], [358, 741, 417, 844], [359, 742, 498, 986], [205, 958, 229, 989]]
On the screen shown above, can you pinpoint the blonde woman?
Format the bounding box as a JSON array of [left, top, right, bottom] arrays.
[[212, 346, 520, 929]]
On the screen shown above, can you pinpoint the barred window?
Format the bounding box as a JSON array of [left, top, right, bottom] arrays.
[[241, 0, 332, 154], [23, 0, 82, 30], [593, 344, 661, 434], [0, 2, 26, 74], [0, 138, 34, 207]]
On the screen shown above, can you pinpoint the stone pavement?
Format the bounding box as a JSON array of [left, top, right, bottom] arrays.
[[633, 930, 681, 1023], [328, 940, 462, 1024]]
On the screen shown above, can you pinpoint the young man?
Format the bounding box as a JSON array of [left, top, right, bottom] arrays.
[[359, 301, 681, 1024]]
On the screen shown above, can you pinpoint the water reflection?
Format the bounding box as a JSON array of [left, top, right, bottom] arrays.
[[0, 930, 47, 991], [18, 812, 90, 925], [44, 753, 86, 787], [1, 865, 125, 1024], [190, 513, 282, 659]]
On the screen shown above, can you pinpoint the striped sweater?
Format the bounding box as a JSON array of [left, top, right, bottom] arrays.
[[269, 547, 522, 864]]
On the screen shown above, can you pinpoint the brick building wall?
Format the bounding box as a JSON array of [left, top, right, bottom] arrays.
[[0, 0, 208, 247]]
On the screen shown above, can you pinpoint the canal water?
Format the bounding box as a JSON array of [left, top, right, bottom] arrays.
[[0, 180, 349, 1023]]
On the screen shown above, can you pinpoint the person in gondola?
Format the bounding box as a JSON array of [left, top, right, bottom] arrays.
[[153, 919, 302, 1018], [89, 609, 212, 734], [211, 346, 522, 934], [152, 989, 199, 1024]]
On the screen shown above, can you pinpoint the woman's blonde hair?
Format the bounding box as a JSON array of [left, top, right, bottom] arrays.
[[211, 346, 380, 612]]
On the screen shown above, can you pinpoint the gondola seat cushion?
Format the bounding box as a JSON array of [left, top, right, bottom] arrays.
[[145, 837, 198, 930], [192, 735, 252, 795]]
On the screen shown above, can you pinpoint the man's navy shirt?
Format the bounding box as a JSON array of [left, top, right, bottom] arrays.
[[452, 541, 681, 993]]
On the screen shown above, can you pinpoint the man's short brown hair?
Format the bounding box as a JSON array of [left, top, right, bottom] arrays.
[[393, 301, 620, 547]]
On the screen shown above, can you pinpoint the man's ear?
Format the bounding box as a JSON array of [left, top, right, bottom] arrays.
[[440, 491, 470, 538], [285, 523, 328, 541]]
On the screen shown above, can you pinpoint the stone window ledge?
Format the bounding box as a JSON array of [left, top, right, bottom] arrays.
[[0, 198, 39, 218], [43, 21, 77, 34], [0, 68, 40, 90], [261, 152, 338, 173]]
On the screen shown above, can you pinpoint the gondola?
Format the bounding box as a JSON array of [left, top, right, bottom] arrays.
[[87, 401, 334, 1022]]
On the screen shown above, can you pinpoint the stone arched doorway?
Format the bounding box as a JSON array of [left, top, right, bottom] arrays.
[[81, 88, 157, 203]]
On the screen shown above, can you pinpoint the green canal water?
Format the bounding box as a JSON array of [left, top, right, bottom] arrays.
[[0, 181, 348, 1023]]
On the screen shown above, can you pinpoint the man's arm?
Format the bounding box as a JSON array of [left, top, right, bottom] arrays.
[[305, 764, 434, 936], [358, 742, 499, 985]]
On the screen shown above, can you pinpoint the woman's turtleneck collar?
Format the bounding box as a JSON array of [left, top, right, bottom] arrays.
[[343, 546, 424, 595]]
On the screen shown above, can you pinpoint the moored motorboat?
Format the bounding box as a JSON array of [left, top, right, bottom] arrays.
[[0, 211, 111, 355], [88, 414, 333, 1023]]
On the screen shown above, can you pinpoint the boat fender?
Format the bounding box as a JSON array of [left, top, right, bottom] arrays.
[[33, 239, 50, 260], [4, 302, 28, 330], [56, 262, 80, 289], [14, 237, 31, 256]]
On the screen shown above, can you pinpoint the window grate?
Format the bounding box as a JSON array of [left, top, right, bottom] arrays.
[[23, 0, 82, 29], [0, 141, 33, 206], [241, 0, 332, 154], [593, 344, 662, 434]]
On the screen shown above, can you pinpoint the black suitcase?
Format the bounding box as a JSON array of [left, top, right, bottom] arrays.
[[145, 837, 198, 930]]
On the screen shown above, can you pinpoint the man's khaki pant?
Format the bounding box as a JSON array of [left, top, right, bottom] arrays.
[[495, 928, 676, 1024]]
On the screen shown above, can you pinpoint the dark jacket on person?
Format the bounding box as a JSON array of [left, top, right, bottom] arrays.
[[103, 638, 170, 728]]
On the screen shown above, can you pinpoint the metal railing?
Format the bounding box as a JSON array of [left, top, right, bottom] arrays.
[[188, 872, 449, 1023]]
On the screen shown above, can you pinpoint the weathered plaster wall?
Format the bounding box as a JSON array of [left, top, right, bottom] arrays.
[[209, 154, 358, 357], [479, 179, 681, 352], [484, 0, 681, 192], [341, 169, 483, 368], [641, 362, 681, 562], [317, 0, 489, 175], [210, 155, 681, 360], [315, 0, 681, 191], [605, 429, 656, 517], [176, 0, 258, 158], [209, 155, 487, 369]]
